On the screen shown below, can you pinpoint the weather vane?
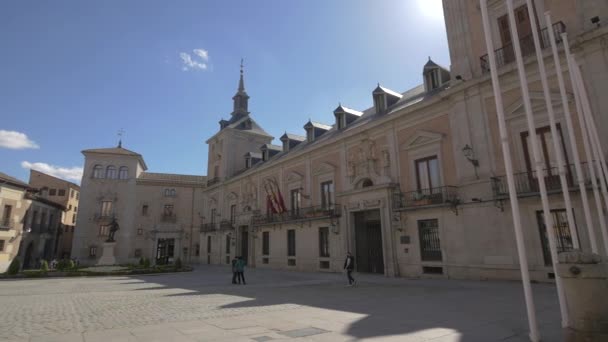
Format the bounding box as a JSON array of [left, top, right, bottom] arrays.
[[117, 128, 125, 148]]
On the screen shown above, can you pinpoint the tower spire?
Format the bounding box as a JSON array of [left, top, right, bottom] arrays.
[[232, 58, 249, 116]]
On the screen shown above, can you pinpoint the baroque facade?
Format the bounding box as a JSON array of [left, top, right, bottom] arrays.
[[73, 0, 608, 282]]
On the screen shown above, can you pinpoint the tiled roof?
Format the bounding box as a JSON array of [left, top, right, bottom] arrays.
[[0, 172, 30, 189], [280, 133, 306, 141], [304, 121, 333, 130], [82, 146, 148, 170]]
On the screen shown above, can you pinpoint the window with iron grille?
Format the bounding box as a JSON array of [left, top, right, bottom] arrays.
[[320, 181, 334, 209], [225, 235, 231, 254], [207, 235, 212, 253], [287, 229, 296, 256], [89, 246, 97, 257], [142, 205, 148, 216], [230, 205, 236, 225], [318, 227, 329, 257], [49, 189, 57, 196], [418, 219, 442, 261], [58, 189, 66, 196], [290, 189, 301, 215], [262, 231, 270, 255]]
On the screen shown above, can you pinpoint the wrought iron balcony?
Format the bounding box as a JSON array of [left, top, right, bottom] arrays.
[[480, 21, 565, 73], [0, 220, 15, 231], [219, 220, 234, 231], [160, 213, 177, 223], [200, 222, 217, 233], [206, 177, 221, 186], [491, 163, 594, 198], [393, 186, 460, 210], [252, 205, 341, 226]]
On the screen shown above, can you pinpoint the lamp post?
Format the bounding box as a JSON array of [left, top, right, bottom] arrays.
[[462, 144, 479, 179]]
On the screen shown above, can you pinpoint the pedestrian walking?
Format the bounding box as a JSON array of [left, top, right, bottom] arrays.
[[343, 252, 356, 286], [231, 257, 238, 284], [236, 256, 246, 285]]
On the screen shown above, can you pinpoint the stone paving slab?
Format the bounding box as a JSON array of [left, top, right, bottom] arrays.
[[0, 264, 562, 341]]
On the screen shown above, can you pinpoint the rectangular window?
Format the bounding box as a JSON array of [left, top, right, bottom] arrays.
[[134, 249, 142, 258], [521, 124, 570, 191], [163, 205, 174, 216], [290, 189, 301, 215], [58, 189, 66, 196], [536, 209, 579, 265], [76, 192, 79, 200], [225, 235, 231, 254], [0, 240, 5, 251], [319, 260, 330, 269], [71, 189, 75, 198], [210, 208, 216, 224], [320, 181, 334, 209], [230, 205, 236, 225], [142, 205, 149, 216], [262, 231, 270, 255], [89, 246, 97, 257], [74, 206, 77, 212], [415, 156, 440, 190], [99, 225, 109, 236], [2, 205, 12, 226], [49, 189, 57, 196], [418, 219, 442, 261], [72, 213, 77, 224], [68, 205, 72, 210], [207, 236, 212, 253], [287, 229, 296, 257], [137, 228, 143, 235], [319, 227, 330, 257], [101, 201, 113, 217], [195, 243, 200, 257]]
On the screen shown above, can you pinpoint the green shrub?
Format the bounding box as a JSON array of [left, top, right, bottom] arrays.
[[40, 260, 49, 272], [56, 259, 71, 271], [7, 258, 20, 275], [174, 258, 183, 269], [139, 257, 145, 266], [143, 258, 151, 268], [68, 259, 75, 269]]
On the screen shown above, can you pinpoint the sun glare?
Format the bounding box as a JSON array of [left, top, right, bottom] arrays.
[[416, 0, 444, 20]]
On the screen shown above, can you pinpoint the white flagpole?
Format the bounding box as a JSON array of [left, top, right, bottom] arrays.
[[480, 1, 539, 340], [570, 57, 608, 255], [526, 3, 579, 250], [545, 14, 594, 253], [505, 0, 568, 327], [563, 37, 604, 254]]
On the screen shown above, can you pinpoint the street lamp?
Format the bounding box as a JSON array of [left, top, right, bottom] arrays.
[[462, 144, 480, 179]]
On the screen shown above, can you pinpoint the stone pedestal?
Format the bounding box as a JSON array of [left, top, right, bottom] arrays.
[[97, 242, 117, 266], [557, 251, 608, 342]]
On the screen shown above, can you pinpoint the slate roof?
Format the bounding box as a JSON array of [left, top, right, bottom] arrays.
[[280, 133, 306, 141], [137, 172, 206, 185]]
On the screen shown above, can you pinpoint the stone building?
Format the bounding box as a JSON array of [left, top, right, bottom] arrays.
[[28, 170, 80, 258], [0, 172, 65, 271], [72, 0, 608, 282]]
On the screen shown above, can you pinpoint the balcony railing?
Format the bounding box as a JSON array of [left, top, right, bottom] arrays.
[[200, 222, 217, 233], [161, 214, 177, 223], [93, 213, 114, 221], [393, 186, 460, 210], [253, 205, 341, 226], [219, 220, 234, 231], [207, 177, 221, 186], [0, 220, 15, 231], [480, 21, 566, 73], [491, 163, 596, 198]]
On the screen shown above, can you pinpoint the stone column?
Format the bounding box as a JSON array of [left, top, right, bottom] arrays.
[[557, 251, 608, 341]]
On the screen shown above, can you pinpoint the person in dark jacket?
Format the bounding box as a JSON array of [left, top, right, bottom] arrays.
[[231, 257, 238, 284], [343, 252, 356, 286], [236, 256, 246, 285]]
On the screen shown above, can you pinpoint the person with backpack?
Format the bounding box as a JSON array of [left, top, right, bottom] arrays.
[[343, 252, 356, 286]]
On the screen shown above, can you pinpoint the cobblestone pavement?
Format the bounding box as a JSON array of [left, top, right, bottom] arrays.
[[0, 265, 562, 341]]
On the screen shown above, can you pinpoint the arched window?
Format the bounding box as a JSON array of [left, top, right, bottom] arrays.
[[93, 165, 103, 179], [361, 179, 374, 188], [118, 166, 128, 180], [106, 165, 117, 179]]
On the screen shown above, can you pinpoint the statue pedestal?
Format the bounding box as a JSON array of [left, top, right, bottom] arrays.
[[97, 242, 117, 266]]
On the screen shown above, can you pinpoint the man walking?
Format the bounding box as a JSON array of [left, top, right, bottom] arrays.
[[343, 252, 356, 286], [236, 256, 246, 285], [231, 257, 238, 284]]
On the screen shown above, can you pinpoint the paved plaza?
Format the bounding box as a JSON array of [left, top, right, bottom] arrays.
[[0, 266, 562, 342]]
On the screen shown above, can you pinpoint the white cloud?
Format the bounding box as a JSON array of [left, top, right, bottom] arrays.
[[0, 130, 40, 149], [21, 161, 83, 183], [180, 49, 209, 71]]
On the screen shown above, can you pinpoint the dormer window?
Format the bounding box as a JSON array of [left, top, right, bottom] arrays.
[[262, 149, 268, 161], [245, 157, 251, 169], [373, 94, 386, 114], [306, 128, 314, 142], [426, 70, 440, 90], [372, 85, 401, 115], [337, 114, 345, 130], [334, 104, 363, 129], [423, 58, 450, 92]]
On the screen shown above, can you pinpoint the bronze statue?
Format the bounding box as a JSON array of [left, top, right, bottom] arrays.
[[107, 217, 119, 242]]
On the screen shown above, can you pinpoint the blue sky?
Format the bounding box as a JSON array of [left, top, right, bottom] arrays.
[[0, 0, 449, 183]]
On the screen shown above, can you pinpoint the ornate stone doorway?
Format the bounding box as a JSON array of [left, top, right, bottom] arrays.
[[354, 210, 384, 274]]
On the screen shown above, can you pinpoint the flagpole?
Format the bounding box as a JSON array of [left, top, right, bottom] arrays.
[[545, 14, 595, 253], [526, 2, 579, 250], [563, 37, 604, 254], [480, 1, 539, 340], [569, 56, 608, 255], [505, 0, 568, 327]]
